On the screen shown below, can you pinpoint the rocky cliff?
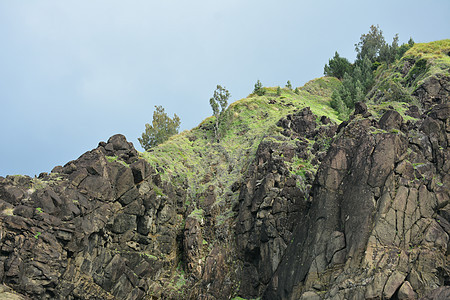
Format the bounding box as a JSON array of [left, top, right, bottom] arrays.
[[1, 40, 449, 299]]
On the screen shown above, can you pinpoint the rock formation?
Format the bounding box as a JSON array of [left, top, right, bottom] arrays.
[[1, 41, 449, 299]]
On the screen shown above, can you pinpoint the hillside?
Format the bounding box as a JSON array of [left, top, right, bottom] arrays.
[[0, 40, 449, 299]]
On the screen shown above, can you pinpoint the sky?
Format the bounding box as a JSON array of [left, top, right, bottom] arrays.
[[0, 0, 449, 177]]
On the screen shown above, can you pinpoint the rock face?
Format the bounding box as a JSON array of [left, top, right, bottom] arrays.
[[263, 103, 449, 299], [0, 135, 185, 299], [0, 50, 449, 299]]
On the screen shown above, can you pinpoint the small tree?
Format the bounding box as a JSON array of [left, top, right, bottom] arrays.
[[324, 51, 353, 79], [397, 38, 415, 59], [253, 80, 265, 96], [276, 86, 281, 96], [355, 24, 386, 63], [210, 85, 230, 142], [294, 87, 299, 94], [379, 34, 399, 65], [139, 105, 181, 151], [285, 80, 292, 90]]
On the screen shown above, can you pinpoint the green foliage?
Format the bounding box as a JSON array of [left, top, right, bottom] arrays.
[[396, 38, 414, 59], [287, 155, 316, 181], [403, 39, 450, 60], [285, 80, 292, 90], [329, 55, 373, 119], [140, 76, 341, 219], [355, 24, 386, 63], [32, 178, 47, 190], [253, 80, 265, 96], [365, 40, 449, 105], [139, 105, 181, 151], [324, 51, 353, 79], [276, 86, 281, 96], [367, 101, 419, 122], [330, 91, 350, 120], [294, 87, 299, 94], [323, 25, 417, 117], [188, 208, 204, 222], [142, 253, 158, 260], [210, 85, 231, 142], [105, 156, 129, 167], [406, 59, 428, 83], [378, 34, 399, 65]]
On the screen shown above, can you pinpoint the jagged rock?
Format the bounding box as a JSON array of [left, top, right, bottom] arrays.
[[299, 291, 320, 300], [428, 102, 450, 120], [421, 287, 450, 300], [1, 45, 449, 299], [184, 216, 203, 279], [353, 101, 370, 116], [412, 74, 450, 110], [383, 271, 407, 298], [379, 109, 403, 130], [398, 281, 417, 299], [0, 284, 27, 300], [406, 105, 422, 118], [277, 107, 317, 137]]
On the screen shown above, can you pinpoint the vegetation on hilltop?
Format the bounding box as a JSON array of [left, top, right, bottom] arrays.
[[139, 78, 341, 211], [366, 39, 450, 106], [1, 30, 448, 299], [325, 25, 416, 119], [139, 105, 181, 150], [209, 85, 231, 142]]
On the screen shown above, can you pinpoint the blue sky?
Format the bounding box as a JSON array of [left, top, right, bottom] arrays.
[[1, 0, 449, 176]]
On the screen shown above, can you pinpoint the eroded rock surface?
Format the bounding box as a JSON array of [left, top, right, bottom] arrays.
[[264, 103, 449, 299], [0, 68, 448, 299]]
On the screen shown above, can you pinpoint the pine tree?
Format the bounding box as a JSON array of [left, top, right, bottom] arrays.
[[324, 51, 353, 79], [331, 91, 350, 120], [355, 25, 386, 63], [285, 80, 292, 90], [276, 86, 281, 96], [139, 105, 181, 151], [253, 80, 265, 96]]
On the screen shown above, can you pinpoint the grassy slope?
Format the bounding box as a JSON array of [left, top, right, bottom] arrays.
[[136, 40, 448, 296], [140, 77, 341, 211], [367, 39, 450, 118]]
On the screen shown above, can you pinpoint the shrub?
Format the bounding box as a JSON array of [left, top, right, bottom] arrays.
[[253, 80, 265, 96], [139, 105, 181, 151]]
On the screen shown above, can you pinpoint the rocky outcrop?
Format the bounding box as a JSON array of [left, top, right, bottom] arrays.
[[412, 74, 450, 110], [0, 44, 449, 299], [235, 107, 337, 297], [264, 103, 450, 299], [0, 135, 186, 299], [1, 98, 448, 299]]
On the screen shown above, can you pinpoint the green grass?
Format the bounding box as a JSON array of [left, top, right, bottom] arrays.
[[367, 40, 450, 106], [404, 39, 450, 61], [139, 78, 341, 212], [188, 208, 204, 222], [141, 253, 158, 260], [286, 155, 316, 180], [105, 155, 129, 167], [404, 40, 450, 85], [367, 101, 419, 122], [31, 178, 47, 190]]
